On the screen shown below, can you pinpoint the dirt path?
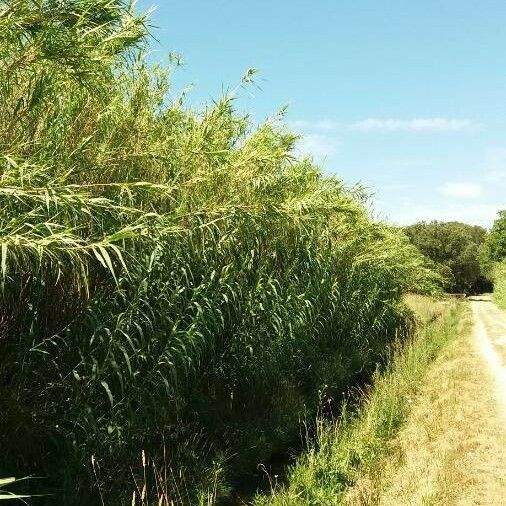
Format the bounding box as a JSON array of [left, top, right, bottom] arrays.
[[354, 298, 506, 505], [471, 296, 506, 416]]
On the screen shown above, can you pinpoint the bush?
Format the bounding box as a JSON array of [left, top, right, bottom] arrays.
[[0, 1, 437, 503]]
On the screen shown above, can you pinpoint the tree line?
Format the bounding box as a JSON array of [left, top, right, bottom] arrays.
[[404, 211, 506, 294]]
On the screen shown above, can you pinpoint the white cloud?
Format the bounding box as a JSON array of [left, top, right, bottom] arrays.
[[295, 133, 341, 159], [289, 119, 341, 159], [439, 182, 484, 199], [288, 119, 340, 132], [393, 203, 501, 228], [290, 117, 482, 135], [378, 183, 410, 192], [351, 118, 478, 133], [373, 177, 503, 228]]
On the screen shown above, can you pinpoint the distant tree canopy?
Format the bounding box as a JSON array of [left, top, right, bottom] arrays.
[[404, 221, 491, 294]]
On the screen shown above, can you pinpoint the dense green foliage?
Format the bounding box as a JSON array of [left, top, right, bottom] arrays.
[[481, 211, 506, 308], [483, 210, 506, 263], [404, 221, 491, 294], [0, 1, 437, 503], [255, 298, 464, 506]]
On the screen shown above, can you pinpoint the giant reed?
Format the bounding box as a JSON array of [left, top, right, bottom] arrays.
[[0, 1, 438, 503]]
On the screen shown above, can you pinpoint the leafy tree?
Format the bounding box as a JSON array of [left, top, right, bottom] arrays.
[[404, 221, 491, 293], [483, 210, 506, 262], [480, 211, 506, 304]]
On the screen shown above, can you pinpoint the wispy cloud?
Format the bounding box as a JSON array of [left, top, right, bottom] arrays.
[[439, 182, 484, 199], [288, 119, 339, 132], [295, 133, 341, 158], [351, 118, 479, 133], [386, 202, 501, 228], [289, 119, 341, 159], [290, 117, 482, 135]]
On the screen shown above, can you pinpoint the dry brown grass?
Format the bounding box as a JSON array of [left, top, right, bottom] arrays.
[[347, 304, 506, 505], [404, 294, 448, 324]]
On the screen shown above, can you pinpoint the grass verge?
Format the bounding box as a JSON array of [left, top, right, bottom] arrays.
[[356, 300, 506, 505], [255, 296, 464, 506], [493, 263, 506, 309]]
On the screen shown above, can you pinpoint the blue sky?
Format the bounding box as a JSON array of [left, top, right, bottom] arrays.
[[138, 0, 506, 227]]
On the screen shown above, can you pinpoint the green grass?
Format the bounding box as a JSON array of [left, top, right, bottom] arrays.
[[255, 297, 463, 506], [0, 1, 440, 503], [493, 263, 506, 309]]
